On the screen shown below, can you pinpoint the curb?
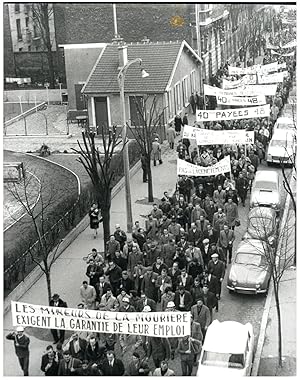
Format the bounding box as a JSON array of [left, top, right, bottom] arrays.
[[251, 172, 294, 376], [4, 158, 142, 315]]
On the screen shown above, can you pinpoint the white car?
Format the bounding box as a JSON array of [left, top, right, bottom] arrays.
[[249, 170, 280, 212], [267, 129, 295, 166], [273, 116, 296, 132], [197, 320, 254, 376]]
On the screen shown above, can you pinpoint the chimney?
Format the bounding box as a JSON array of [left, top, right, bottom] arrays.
[[118, 44, 128, 69]]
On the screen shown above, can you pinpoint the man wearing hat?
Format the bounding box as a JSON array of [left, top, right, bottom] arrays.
[[207, 253, 225, 298], [6, 326, 30, 375], [127, 352, 151, 376], [49, 293, 67, 344], [152, 137, 162, 166]]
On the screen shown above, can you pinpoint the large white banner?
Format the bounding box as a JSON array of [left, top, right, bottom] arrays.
[[222, 74, 256, 89], [204, 84, 277, 97], [216, 94, 266, 106], [11, 301, 190, 337], [195, 130, 254, 145], [257, 71, 285, 84], [278, 62, 287, 69], [182, 125, 203, 139], [177, 156, 231, 177], [281, 40, 296, 49], [196, 105, 270, 122], [228, 62, 280, 76]]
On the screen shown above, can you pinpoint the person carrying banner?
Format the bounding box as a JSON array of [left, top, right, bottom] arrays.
[[49, 294, 67, 344], [6, 326, 30, 376], [177, 335, 202, 376]]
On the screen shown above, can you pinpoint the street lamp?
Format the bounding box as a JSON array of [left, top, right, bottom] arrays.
[[117, 58, 149, 233]]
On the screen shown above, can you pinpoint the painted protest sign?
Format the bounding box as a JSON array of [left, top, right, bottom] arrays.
[[278, 62, 287, 69], [228, 66, 258, 76], [182, 125, 203, 139], [282, 51, 295, 57], [196, 105, 270, 122], [204, 84, 277, 97], [257, 71, 285, 84], [11, 301, 191, 337], [177, 156, 231, 177], [281, 40, 296, 49], [222, 74, 256, 89], [271, 49, 281, 56], [216, 94, 266, 106], [194, 130, 254, 146], [266, 42, 280, 50]]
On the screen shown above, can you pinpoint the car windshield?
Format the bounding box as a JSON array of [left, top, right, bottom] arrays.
[[235, 253, 266, 266], [270, 140, 293, 148], [201, 351, 244, 369], [248, 217, 272, 235], [254, 181, 277, 191]]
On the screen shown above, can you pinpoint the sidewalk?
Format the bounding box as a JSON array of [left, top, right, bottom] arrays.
[[258, 176, 297, 376], [3, 143, 178, 376]]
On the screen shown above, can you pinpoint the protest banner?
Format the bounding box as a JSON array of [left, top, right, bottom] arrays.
[[194, 129, 254, 146], [204, 84, 277, 97], [271, 49, 281, 56], [266, 42, 280, 50], [196, 105, 270, 122], [216, 94, 266, 106], [177, 156, 231, 177], [282, 51, 295, 57], [257, 71, 285, 84], [281, 40, 296, 49], [222, 74, 256, 89], [182, 125, 202, 139], [278, 62, 287, 69], [228, 66, 258, 76], [11, 301, 191, 337]]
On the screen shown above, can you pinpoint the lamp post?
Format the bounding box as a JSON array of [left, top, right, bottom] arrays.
[[117, 58, 149, 233]]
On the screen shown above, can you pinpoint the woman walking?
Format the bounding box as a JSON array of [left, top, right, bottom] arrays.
[[89, 203, 100, 238]]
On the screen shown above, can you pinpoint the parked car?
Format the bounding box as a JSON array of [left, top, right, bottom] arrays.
[[243, 207, 277, 245], [281, 106, 297, 123], [227, 239, 272, 294], [273, 116, 296, 132], [197, 320, 254, 376], [267, 129, 295, 166], [249, 170, 280, 212]]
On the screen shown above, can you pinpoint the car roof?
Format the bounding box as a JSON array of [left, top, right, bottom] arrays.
[[203, 320, 252, 354], [275, 116, 294, 125], [254, 170, 279, 182], [271, 129, 295, 140], [249, 207, 276, 219], [237, 238, 266, 254]]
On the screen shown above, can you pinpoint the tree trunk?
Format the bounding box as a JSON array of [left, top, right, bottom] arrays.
[[45, 268, 52, 305], [146, 160, 154, 202], [101, 207, 111, 248], [42, 4, 55, 88], [273, 282, 283, 368]]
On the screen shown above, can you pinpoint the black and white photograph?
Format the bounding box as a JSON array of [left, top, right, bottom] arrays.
[[3, 1, 297, 376]]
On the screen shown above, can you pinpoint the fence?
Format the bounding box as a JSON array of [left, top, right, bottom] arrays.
[[3, 89, 67, 103], [4, 141, 141, 297]]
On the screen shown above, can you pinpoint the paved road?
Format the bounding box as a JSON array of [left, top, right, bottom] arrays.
[[212, 162, 291, 369]]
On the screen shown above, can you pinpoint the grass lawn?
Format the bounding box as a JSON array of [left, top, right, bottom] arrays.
[[4, 150, 78, 272]]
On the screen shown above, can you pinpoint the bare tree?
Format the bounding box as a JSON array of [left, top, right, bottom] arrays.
[[73, 126, 123, 244], [244, 206, 295, 367], [5, 167, 63, 303], [127, 95, 166, 202], [31, 3, 55, 88]]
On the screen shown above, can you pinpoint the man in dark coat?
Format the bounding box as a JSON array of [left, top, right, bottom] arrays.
[[101, 351, 125, 376], [168, 262, 181, 292], [202, 284, 218, 319], [189, 93, 196, 114], [67, 333, 87, 362], [113, 224, 127, 251], [141, 153, 148, 182], [57, 350, 82, 376], [40, 345, 59, 376], [105, 261, 122, 296], [119, 270, 135, 295], [141, 268, 158, 301], [73, 360, 101, 376], [174, 285, 193, 311], [86, 258, 102, 288], [147, 337, 171, 368], [207, 254, 225, 298], [49, 294, 67, 344], [236, 172, 249, 207], [6, 326, 30, 376]]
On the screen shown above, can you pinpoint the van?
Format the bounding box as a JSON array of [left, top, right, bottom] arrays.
[[267, 129, 295, 165], [249, 170, 280, 212]]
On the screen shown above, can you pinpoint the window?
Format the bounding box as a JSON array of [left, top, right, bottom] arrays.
[[129, 96, 145, 126], [28, 45, 31, 51], [174, 82, 182, 113], [25, 17, 29, 28], [167, 89, 173, 119], [19, 47, 23, 52], [190, 70, 196, 93], [33, 25, 38, 37], [15, 4, 20, 13], [16, 19, 22, 41], [182, 76, 189, 106]]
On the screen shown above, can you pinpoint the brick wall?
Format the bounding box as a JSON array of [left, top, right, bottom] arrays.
[[54, 3, 195, 46]]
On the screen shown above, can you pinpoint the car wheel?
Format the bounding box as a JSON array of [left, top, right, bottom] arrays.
[[228, 289, 234, 294]]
